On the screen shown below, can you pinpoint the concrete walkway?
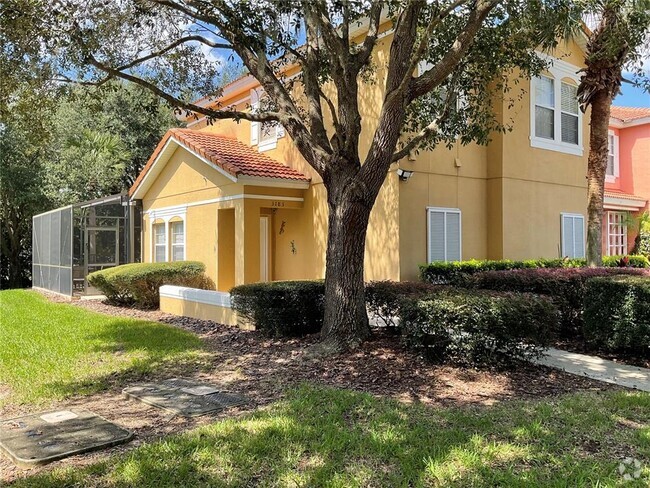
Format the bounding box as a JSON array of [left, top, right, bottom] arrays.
[[535, 348, 650, 392]]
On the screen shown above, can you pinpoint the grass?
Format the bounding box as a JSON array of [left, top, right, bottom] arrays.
[[0, 290, 204, 404], [11, 385, 650, 487]]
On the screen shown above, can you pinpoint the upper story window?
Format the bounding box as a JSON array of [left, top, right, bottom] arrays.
[[530, 56, 583, 157], [250, 89, 285, 152], [606, 130, 619, 181]]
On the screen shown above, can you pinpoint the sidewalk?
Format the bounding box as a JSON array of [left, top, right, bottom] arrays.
[[535, 348, 650, 392]]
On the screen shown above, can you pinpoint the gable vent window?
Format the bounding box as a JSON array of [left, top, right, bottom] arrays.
[[561, 213, 585, 259], [427, 207, 462, 262]]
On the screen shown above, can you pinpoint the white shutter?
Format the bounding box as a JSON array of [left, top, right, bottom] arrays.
[[277, 124, 285, 138], [613, 134, 620, 177], [250, 89, 260, 146], [446, 211, 461, 261], [561, 214, 585, 258], [428, 210, 445, 262], [573, 215, 585, 258], [428, 208, 462, 262], [562, 214, 574, 257]]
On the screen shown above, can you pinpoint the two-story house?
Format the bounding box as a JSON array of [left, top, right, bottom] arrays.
[[603, 106, 650, 256], [104, 26, 592, 321]]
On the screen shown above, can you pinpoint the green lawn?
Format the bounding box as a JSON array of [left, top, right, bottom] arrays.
[[12, 385, 650, 487], [0, 290, 204, 404]]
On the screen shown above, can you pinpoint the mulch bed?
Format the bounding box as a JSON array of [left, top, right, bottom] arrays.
[[1, 291, 622, 483]]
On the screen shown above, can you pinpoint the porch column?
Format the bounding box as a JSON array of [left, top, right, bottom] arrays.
[[234, 199, 262, 286]]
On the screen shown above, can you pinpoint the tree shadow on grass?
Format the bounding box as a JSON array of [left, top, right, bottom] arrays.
[[11, 385, 650, 487], [36, 319, 209, 402]]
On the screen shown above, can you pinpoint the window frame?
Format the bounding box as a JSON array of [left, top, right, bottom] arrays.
[[170, 220, 186, 262], [560, 212, 585, 259], [153, 222, 167, 263], [607, 211, 627, 256], [530, 55, 583, 157], [426, 207, 462, 263], [606, 130, 619, 182]]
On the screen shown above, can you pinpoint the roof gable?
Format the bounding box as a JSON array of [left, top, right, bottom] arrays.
[[129, 129, 310, 198]]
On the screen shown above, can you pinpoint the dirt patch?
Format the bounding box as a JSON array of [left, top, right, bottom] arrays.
[[1, 291, 621, 483]]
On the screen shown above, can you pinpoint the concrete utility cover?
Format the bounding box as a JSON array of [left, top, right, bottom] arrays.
[[0, 409, 133, 468], [123, 378, 248, 417]]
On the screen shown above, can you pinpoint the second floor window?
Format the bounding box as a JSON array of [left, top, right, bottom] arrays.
[[530, 56, 583, 157], [606, 131, 619, 179]]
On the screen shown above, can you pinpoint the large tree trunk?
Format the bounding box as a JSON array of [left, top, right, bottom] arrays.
[[586, 90, 612, 267], [319, 177, 373, 351]]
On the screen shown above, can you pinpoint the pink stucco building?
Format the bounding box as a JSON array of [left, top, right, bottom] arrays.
[[603, 106, 650, 256]]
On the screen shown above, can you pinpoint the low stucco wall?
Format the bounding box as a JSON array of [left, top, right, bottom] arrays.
[[159, 285, 252, 329]]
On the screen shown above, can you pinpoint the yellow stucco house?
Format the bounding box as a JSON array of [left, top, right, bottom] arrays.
[[132, 29, 590, 323]]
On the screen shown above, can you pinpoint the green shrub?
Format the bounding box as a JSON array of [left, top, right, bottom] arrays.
[[400, 289, 557, 367], [419, 256, 649, 284], [467, 268, 649, 337], [87, 261, 214, 308], [583, 276, 650, 355], [365, 281, 440, 331], [230, 280, 325, 337]]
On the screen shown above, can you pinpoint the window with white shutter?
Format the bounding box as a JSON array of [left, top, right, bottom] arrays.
[[427, 208, 462, 262], [561, 213, 585, 258], [250, 89, 260, 146]]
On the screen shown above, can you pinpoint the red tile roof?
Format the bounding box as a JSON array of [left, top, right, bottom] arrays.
[[130, 128, 309, 196], [610, 106, 650, 122], [604, 189, 647, 202]]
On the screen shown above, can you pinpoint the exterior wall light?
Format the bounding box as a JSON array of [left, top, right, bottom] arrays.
[[397, 168, 414, 181]]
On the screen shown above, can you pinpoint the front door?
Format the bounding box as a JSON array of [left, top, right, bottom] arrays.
[[259, 216, 270, 282]]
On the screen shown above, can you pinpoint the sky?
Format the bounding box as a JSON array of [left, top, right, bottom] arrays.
[[614, 82, 650, 108]]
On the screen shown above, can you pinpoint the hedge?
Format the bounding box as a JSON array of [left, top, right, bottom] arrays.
[[466, 268, 649, 336], [230, 280, 325, 337], [87, 261, 214, 308], [583, 275, 650, 355], [365, 281, 440, 331], [400, 289, 556, 367], [420, 256, 650, 284]]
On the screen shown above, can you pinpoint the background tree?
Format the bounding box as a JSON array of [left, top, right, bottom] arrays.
[[5, 0, 573, 348], [577, 0, 649, 266], [0, 85, 54, 288]]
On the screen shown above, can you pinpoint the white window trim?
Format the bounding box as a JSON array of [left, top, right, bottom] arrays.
[[251, 88, 285, 153], [561, 212, 585, 258], [530, 55, 583, 157], [606, 129, 619, 183], [147, 205, 187, 263], [426, 207, 462, 263], [607, 211, 627, 256]]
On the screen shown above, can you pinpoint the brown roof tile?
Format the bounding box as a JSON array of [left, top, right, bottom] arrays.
[[130, 128, 309, 196]]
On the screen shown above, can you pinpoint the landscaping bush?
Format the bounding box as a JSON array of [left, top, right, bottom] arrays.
[[466, 268, 649, 337], [400, 289, 557, 367], [583, 275, 650, 355], [87, 261, 214, 308], [230, 280, 325, 337], [365, 281, 440, 331], [419, 256, 649, 284]]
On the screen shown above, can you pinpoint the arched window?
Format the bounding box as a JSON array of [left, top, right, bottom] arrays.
[[152, 219, 166, 262], [170, 217, 185, 261], [530, 56, 583, 156]]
